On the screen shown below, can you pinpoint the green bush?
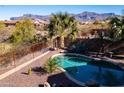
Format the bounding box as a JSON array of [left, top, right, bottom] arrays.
[[45, 58, 58, 73]]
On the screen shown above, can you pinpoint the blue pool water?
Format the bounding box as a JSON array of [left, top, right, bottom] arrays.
[[54, 54, 124, 86]]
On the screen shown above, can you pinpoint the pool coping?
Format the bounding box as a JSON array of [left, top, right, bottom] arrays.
[[51, 53, 124, 87]]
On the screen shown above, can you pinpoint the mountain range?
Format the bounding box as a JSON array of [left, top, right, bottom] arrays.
[[10, 11, 119, 22]]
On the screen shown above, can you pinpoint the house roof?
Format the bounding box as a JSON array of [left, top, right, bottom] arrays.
[[0, 19, 48, 26], [0, 20, 18, 24]]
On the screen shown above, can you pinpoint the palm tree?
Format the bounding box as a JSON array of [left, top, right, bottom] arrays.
[[104, 13, 124, 53], [109, 16, 124, 41], [48, 12, 78, 48], [46, 58, 58, 73]]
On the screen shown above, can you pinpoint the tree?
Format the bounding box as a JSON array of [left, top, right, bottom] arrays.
[[48, 12, 78, 48], [109, 16, 124, 41], [10, 19, 35, 45], [104, 11, 124, 53], [68, 21, 78, 42]]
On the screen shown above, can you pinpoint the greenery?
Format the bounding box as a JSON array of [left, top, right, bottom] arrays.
[[45, 58, 58, 73], [0, 43, 13, 55], [0, 29, 13, 43], [10, 19, 35, 45], [48, 12, 78, 48], [109, 16, 124, 41], [33, 34, 48, 43]]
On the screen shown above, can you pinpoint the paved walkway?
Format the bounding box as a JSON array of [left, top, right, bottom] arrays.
[[0, 50, 59, 87]]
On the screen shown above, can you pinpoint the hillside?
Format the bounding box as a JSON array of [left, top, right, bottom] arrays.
[[10, 11, 119, 22]]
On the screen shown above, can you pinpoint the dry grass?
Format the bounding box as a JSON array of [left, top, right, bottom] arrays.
[[78, 22, 109, 32], [0, 43, 13, 55]]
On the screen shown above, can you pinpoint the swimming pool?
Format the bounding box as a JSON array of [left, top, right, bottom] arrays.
[[53, 54, 124, 86]]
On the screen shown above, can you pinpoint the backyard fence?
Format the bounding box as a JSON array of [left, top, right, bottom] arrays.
[[0, 41, 52, 70]]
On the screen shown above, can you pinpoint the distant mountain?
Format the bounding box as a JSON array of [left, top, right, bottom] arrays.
[[10, 14, 50, 21], [10, 11, 119, 22], [74, 11, 118, 22]]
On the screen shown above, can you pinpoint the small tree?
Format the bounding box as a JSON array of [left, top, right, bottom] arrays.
[[46, 58, 58, 73], [10, 19, 35, 45]]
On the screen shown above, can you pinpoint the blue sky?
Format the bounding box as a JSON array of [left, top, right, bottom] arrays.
[[0, 5, 124, 20]]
